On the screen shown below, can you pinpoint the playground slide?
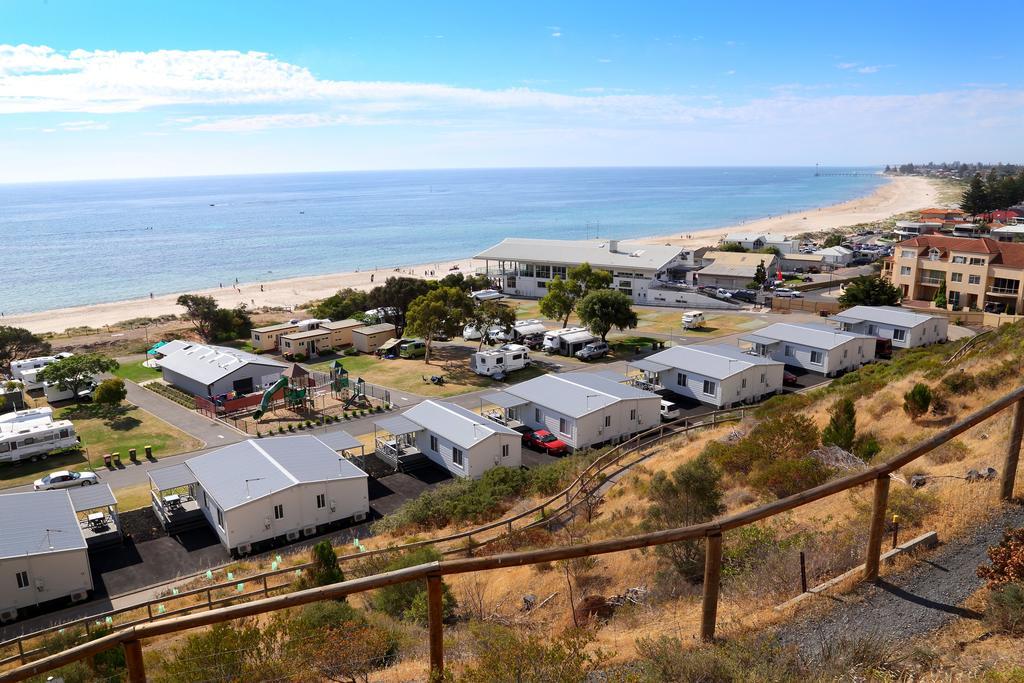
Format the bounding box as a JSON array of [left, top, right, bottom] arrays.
[[253, 375, 289, 420]]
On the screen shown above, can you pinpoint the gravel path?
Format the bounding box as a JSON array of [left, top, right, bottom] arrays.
[[778, 503, 1024, 658]]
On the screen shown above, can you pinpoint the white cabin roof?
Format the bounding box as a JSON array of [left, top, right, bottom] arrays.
[[830, 306, 943, 330], [403, 400, 518, 449]]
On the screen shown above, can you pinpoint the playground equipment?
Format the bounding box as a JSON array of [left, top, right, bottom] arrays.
[[253, 364, 313, 420], [330, 360, 349, 394], [344, 378, 371, 409]]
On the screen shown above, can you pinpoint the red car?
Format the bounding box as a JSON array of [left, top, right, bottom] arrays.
[[522, 429, 569, 456], [783, 370, 799, 386]]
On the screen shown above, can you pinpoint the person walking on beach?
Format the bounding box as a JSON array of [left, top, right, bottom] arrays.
[[260, 284, 264, 292], [150, 292, 153, 299], [370, 274, 374, 283]]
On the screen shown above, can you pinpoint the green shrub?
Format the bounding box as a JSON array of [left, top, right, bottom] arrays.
[[295, 540, 344, 590], [459, 623, 608, 682], [941, 371, 977, 395], [903, 383, 932, 419], [987, 583, 1024, 635], [635, 634, 805, 682], [370, 547, 457, 624], [749, 457, 830, 498], [853, 433, 882, 461]]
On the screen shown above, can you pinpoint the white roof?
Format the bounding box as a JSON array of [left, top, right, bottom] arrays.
[[815, 246, 854, 256], [740, 322, 873, 350], [186, 436, 367, 510], [640, 343, 783, 380], [503, 371, 659, 419], [992, 225, 1024, 234], [158, 342, 286, 386], [830, 306, 943, 330], [0, 491, 87, 559], [403, 400, 518, 449], [475, 238, 684, 272], [0, 408, 71, 436], [354, 323, 397, 335]]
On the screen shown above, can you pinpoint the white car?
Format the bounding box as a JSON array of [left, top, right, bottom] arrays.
[[33, 470, 98, 491], [772, 288, 803, 298], [470, 289, 505, 301]]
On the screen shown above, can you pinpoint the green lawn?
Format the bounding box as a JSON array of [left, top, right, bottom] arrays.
[[113, 360, 162, 384], [0, 402, 203, 489]]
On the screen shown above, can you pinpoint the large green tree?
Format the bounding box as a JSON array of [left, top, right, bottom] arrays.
[[367, 277, 433, 335], [837, 275, 902, 307], [93, 378, 127, 407], [176, 294, 220, 341], [576, 289, 637, 341], [822, 233, 845, 248], [404, 286, 474, 362], [309, 288, 368, 321], [465, 300, 517, 349], [753, 260, 768, 286], [38, 353, 118, 399], [0, 326, 51, 368], [961, 173, 990, 216], [538, 262, 612, 327]]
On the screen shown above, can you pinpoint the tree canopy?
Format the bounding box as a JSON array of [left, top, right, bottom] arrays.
[[821, 397, 856, 451], [404, 286, 474, 362], [176, 295, 251, 342], [309, 288, 369, 321], [718, 241, 748, 253], [0, 326, 51, 368], [837, 275, 902, 307], [822, 233, 845, 248], [366, 277, 433, 335], [38, 353, 118, 398], [465, 300, 517, 349], [576, 289, 637, 341], [93, 378, 127, 406], [538, 262, 612, 327]]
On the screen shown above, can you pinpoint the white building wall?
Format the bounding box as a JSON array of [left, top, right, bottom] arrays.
[[0, 549, 92, 614], [768, 339, 874, 375], [521, 405, 578, 449], [844, 319, 948, 349], [415, 431, 521, 479]]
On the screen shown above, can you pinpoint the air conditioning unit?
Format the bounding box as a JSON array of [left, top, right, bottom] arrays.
[[35, 579, 45, 592], [264, 517, 272, 529], [236, 543, 252, 556], [353, 511, 367, 523], [70, 590, 88, 603], [329, 500, 336, 512], [0, 608, 17, 623], [286, 530, 300, 542], [302, 526, 316, 537]]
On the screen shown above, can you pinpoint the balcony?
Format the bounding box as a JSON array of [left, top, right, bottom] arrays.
[[918, 277, 944, 286], [988, 286, 1021, 297]]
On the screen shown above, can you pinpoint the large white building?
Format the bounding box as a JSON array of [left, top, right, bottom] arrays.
[[487, 371, 661, 451], [475, 238, 696, 305], [630, 343, 785, 408], [722, 232, 799, 254], [157, 342, 288, 398], [374, 400, 522, 479], [150, 436, 369, 556], [740, 323, 876, 376], [829, 306, 948, 349], [0, 491, 93, 621]]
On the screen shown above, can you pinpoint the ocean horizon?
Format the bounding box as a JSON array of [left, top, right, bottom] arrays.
[[0, 166, 884, 315]]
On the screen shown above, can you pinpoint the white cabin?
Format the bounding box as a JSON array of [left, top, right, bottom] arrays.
[[829, 306, 948, 349], [630, 343, 785, 408], [740, 323, 876, 376], [0, 491, 93, 621], [0, 408, 78, 463]]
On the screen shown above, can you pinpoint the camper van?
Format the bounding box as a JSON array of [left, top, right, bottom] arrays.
[[470, 345, 531, 378], [43, 379, 97, 404], [10, 352, 73, 391], [398, 339, 427, 359], [681, 311, 706, 330], [0, 408, 78, 463]]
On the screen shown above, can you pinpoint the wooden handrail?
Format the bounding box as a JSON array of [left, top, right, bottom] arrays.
[[3, 386, 1022, 682]]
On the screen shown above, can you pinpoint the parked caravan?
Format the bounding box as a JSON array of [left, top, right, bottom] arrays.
[[511, 319, 548, 342], [43, 378, 98, 404], [10, 353, 73, 391], [0, 408, 78, 463], [542, 327, 595, 355], [681, 311, 706, 329], [470, 345, 531, 378]]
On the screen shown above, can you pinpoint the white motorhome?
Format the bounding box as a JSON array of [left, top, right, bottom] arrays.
[[43, 378, 98, 404], [511, 319, 548, 342], [10, 353, 73, 391], [0, 408, 78, 463], [470, 345, 531, 377], [542, 327, 596, 356]]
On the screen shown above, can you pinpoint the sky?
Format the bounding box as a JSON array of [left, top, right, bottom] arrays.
[[1, 0, 1023, 183]]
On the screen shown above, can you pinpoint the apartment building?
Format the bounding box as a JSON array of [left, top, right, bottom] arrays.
[[882, 236, 1024, 314]]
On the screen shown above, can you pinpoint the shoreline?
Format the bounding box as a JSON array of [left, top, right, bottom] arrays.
[[6, 175, 943, 335]]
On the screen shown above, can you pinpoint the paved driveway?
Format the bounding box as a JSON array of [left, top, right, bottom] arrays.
[[124, 380, 243, 447]]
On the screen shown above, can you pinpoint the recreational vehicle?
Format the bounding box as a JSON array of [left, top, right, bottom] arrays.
[[0, 408, 78, 463], [542, 327, 596, 356], [470, 345, 531, 377], [10, 353, 73, 391], [43, 379, 98, 404]]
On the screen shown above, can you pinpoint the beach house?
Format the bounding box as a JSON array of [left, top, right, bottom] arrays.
[[629, 343, 785, 408], [722, 233, 799, 254], [814, 246, 855, 266], [149, 436, 369, 556], [250, 322, 302, 352], [373, 400, 521, 478], [157, 342, 287, 398], [0, 491, 93, 622], [739, 322, 876, 376], [277, 319, 364, 358], [829, 306, 948, 349], [696, 251, 780, 289], [485, 372, 661, 451], [475, 238, 695, 304]]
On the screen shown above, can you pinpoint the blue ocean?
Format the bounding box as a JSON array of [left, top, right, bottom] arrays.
[[0, 167, 883, 314]]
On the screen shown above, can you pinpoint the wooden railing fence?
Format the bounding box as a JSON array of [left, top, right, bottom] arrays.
[[3, 386, 1022, 682]]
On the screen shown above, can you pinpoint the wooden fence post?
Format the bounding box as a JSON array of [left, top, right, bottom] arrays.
[[1001, 399, 1024, 501], [124, 639, 146, 682], [700, 533, 723, 642], [16, 639, 24, 665], [427, 574, 444, 677], [864, 474, 891, 582]]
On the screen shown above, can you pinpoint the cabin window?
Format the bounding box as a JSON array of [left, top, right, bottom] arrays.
[[552, 265, 567, 279], [604, 415, 611, 428], [535, 265, 551, 279], [760, 372, 766, 384], [676, 372, 686, 387], [867, 324, 877, 335], [274, 504, 284, 520], [535, 408, 541, 422], [16, 571, 29, 589], [316, 494, 326, 509], [216, 507, 224, 530], [59, 429, 69, 439], [951, 273, 963, 283], [284, 341, 291, 348], [430, 435, 438, 452], [501, 444, 509, 458], [630, 409, 637, 420], [559, 418, 568, 434], [452, 448, 464, 467], [893, 329, 907, 342], [843, 349, 848, 359], [0, 443, 8, 453], [702, 380, 716, 396], [810, 350, 824, 365], [784, 345, 793, 357], [537, 281, 547, 289]]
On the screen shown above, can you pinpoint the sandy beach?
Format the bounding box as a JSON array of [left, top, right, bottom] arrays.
[[6, 175, 942, 335]]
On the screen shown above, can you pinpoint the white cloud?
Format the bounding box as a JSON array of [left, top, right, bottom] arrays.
[[836, 61, 890, 74], [725, 70, 736, 76], [59, 120, 108, 131], [856, 65, 881, 74], [836, 62, 859, 70], [597, 58, 612, 63]]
